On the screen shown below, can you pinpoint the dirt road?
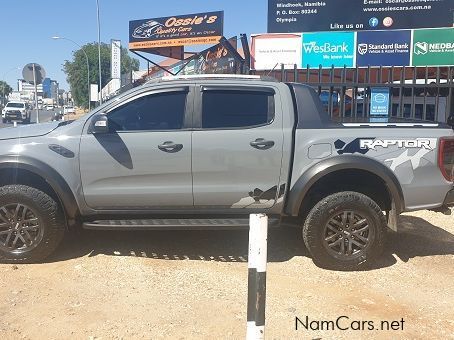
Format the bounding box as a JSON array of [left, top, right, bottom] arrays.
[[0, 210, 453, 339]]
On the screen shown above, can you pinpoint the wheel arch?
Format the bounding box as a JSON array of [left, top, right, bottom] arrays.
[[0, 155, 79, 223], [286, 155, 405, 217]]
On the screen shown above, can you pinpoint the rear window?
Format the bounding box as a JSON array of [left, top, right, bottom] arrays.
[[6, 103, 25, 108], [202, 90, 275, 129]]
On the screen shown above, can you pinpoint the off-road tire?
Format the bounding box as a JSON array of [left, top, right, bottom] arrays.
[[303, 191, 386, 270], [0, 185, 66, 263]]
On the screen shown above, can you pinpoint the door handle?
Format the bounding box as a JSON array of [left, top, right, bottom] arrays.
[[158, 141, 183, 153], [250, 138, 275, 150]]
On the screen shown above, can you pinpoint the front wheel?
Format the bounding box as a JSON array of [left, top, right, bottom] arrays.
[[0, 185, 66, 263], [303, 191, 386, 270]]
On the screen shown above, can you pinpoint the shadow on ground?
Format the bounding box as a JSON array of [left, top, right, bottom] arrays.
[[47, 215, 454, 270]]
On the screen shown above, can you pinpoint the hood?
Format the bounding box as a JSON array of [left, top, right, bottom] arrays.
[[0, 121, 61, 141]]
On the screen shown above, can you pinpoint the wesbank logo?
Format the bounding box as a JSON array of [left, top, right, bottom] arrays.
[[303, 42, 350, 54], [302, 32, 355, 68]]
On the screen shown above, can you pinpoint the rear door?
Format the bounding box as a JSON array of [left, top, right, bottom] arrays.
[[191, 83, 284, 210]]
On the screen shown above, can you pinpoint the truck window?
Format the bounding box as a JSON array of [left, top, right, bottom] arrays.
[[6, 103, 25, 108], [107, 92, 187, 131], [202, 90, 274, 129]]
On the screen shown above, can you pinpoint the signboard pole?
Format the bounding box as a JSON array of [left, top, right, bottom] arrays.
[[247, 214, 268, 340], [32, 63, 39, 124]]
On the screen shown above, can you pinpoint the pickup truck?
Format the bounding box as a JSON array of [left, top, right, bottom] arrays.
[[2, 101, 31, 124], [0, 75, 453, 269]]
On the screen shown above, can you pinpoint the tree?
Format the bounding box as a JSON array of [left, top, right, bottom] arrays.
[[63, 43, 140, 108], [0, 80, 13, 105]]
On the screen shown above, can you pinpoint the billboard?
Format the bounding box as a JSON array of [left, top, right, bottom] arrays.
[[302, 32, 355, 68], [356, 30, 411, 67], [268, 0, 453, 33], [412, 28, 454, 66], [111, 39, 121, 79], [129, 11, 224, 50], [251, 34, 302, 70]]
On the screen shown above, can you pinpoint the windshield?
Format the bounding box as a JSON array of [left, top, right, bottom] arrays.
[[6, 103, 25, 108]]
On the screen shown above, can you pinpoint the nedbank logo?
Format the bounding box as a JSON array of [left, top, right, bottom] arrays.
[[414, 42, 429, 55], [414, 41, 454, 54], [303, 42, 350, 53]]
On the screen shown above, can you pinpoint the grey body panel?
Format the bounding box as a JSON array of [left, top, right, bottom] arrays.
[[288, 127, 454, 213]]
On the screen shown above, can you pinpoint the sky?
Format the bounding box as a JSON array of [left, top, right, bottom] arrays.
[[0, 0, 267, 91]]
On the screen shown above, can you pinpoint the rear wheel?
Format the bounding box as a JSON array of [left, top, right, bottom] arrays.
[[303, 191, 386, 270], [0, 185, 66, 263]]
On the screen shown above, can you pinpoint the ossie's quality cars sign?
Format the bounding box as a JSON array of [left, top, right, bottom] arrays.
[[129, 11, 224, 50]]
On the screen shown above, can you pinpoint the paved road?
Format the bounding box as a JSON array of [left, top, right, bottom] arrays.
[[0, 108, 60, 129]]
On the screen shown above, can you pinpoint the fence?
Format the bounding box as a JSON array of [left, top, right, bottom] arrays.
[[252, 66, 454, 123]]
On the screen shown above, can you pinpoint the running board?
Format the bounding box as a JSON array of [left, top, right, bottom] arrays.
[[82, 218, 280, 231]]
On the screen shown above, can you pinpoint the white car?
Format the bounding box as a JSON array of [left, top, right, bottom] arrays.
[[46, 104, 55, 111], [2, 101, 31, 124], [64, 106, 76, 115]]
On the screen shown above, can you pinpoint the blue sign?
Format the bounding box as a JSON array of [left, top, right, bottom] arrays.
[[42, 78, 51, 97], [302, 32, 355, 68], [357, 30, 411, 67], [370, 88, 390, 116]]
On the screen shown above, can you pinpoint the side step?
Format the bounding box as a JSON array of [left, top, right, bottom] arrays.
[[82, 218, 280, 231]]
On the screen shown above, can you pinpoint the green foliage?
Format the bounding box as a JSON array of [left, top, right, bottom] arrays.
[[0, 80, 13, 105], [63, 43, 140, 108]]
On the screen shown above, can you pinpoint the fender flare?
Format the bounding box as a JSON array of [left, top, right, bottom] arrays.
[[286, 155, 405, 216], [0, 155, 79, 220]]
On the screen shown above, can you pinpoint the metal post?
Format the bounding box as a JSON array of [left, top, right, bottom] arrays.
[[96, 0, 103, 104], [32, 63, 39, 123], [247, 214, 268, 340]]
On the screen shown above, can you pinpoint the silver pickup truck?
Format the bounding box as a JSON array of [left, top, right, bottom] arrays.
[[0, 75, 453, 269]]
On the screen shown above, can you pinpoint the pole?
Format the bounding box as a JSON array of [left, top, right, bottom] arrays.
[[246, 214, 268, 340], [32, 63, 39, 124], [96, 0, 103, 105]]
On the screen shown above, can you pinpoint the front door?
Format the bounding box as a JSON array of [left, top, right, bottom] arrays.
[[80, 87, 193, 210], [192, 84, 284, 210]]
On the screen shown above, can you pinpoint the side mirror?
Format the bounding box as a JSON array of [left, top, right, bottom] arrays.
[[91, 114, 109, 134], [448, 115, 454, 130]]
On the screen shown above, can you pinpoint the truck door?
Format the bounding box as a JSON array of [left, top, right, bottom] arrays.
[[80, 87, 194, 210], [192, 84, 284, 210]]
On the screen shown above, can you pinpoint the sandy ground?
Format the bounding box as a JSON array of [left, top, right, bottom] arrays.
[[0, 210, 453, 340]]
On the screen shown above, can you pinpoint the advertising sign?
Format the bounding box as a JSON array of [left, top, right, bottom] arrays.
[[412, 28, 454, 66], [302, 32, 355, 68], [252, 34, 302, 70], [268, 0, 453, 33], [356, 30, 411, 67], [370, 87, 390, 116], [90, 84, 99, 102], [111, 39, 121, 79], [129, 11, 224, 50]]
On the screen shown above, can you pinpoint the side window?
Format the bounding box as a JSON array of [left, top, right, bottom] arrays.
[[202, 90, 275, 129], [107, 91, 187, 131]]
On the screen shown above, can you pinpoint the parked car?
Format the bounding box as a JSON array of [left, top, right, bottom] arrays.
[[0, 75, 453, 269], [64, 106, 75, 115], [1, 101, 31, 124]]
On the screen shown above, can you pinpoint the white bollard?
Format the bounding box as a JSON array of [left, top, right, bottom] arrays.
[[13, 121, 17, 128], [246, 214, 268, 340]]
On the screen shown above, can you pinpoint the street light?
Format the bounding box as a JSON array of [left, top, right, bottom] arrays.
[[96, 0, 103, 104], [52, 36, 91, 111], [1, 67, 20, 105]]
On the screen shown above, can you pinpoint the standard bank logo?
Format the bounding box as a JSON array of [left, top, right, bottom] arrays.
[[414, 42, 428, 55], [358, 44, 368, 55]]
